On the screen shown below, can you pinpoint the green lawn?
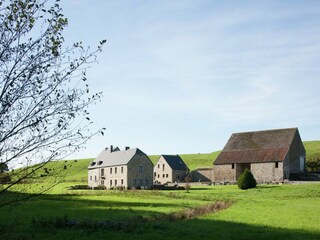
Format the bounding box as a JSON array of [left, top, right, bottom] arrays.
[[1, 183, 320, 239]]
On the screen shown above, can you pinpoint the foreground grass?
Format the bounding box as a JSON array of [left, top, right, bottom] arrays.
[[0, 183, 320, 239]]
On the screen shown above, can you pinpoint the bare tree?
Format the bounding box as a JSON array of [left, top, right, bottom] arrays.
[[0, 0, 106, 206]]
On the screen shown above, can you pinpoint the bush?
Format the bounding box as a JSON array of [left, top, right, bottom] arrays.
[[0, 172, 11, 184], [237, 169, 257, 190]]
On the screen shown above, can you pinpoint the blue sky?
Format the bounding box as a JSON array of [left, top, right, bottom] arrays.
[[60, 0, 320, 158]]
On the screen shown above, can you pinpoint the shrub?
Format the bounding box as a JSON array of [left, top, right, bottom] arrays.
[[0, 172, 11, 184], [237, 169, 257, 190], [184, 183, 191, 193]]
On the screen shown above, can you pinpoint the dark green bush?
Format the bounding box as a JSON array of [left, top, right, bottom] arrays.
[[237, 169, 257, 190], [0, 172, 11, 184]]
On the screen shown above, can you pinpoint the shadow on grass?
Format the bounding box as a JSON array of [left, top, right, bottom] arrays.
[[0, 191, 320, 240]]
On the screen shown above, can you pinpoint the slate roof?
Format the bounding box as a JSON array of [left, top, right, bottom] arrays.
[[214, 128, 300, 165], [161, 155, 189, 171], [88, 148, 146, 169]]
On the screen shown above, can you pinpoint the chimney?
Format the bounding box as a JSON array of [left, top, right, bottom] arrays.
[[125, 146, 130, 151], [110, 145, 113, 152]]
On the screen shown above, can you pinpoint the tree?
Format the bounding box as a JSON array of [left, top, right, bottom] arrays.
[[0, 0, 106, 206], [237, 169, 257, 190], [0, 162, 11, 184]]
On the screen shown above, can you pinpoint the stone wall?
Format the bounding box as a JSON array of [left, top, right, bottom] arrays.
[[190, 168, 214, 182], [288, 131, 306, 174], [127, 154, 154, 189], [172, 169, 188, 183], [154, 156, 173, 184], [88, 168, 100, 188], [251, 162, 284, 182], [104, 165, 127, 189], [213, 164, 235, 182]]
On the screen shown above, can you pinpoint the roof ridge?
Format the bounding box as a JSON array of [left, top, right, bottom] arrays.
[[232, 127, 297, 135]]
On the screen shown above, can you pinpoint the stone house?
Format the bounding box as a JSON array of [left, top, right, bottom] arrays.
[[213, 128, 306, 182], [88, 146, 154, 189], [154, 155, 189, 184]]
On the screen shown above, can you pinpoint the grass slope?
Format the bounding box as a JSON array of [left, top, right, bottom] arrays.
[[304, 141, 320, 159]]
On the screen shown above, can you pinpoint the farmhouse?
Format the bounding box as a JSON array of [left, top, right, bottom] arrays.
[[88, 146, 154, 189], [214, 128, 306, 182], [154, 155, 189, 184]]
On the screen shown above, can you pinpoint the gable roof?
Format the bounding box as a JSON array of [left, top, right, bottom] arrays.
[[161, 155, 189, 171], [88, 148, 146, 169], [214, 128, 300, 165]]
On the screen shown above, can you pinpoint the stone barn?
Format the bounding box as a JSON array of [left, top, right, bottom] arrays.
[[213, 128, 306, 182]]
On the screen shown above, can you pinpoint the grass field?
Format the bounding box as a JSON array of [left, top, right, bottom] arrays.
[[1, 183, 320, 239]]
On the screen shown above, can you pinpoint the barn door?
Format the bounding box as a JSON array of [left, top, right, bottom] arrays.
[[299, 157, 305, 173]]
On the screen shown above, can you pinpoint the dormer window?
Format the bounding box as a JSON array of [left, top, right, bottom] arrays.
[[98, 161, 103, 165], [90, 162, 96, 166]]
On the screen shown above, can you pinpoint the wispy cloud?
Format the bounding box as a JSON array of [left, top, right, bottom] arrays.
[[60, 0, 320, 156]]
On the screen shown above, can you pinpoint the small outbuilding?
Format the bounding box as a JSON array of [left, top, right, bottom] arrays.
[[88, 146, 154, 189], [213, 128, 306, 182], [154, 155, 189, 184]]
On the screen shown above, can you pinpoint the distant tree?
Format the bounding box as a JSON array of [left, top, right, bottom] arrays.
[[0, 163, 9, 173], [0, 162, 11, 184], [237, 169, 257, 190], [0, 0, 106, 207]]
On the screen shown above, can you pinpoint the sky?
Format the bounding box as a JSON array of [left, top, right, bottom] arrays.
[[58, 0, 320, 158]]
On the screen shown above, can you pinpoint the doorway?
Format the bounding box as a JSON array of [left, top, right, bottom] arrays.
[[236, 163, 251, 179]]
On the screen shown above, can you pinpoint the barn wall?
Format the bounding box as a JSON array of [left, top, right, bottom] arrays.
[[191, 168, 214, 182], [213, 164, 235, 182], [251, 162, 284, 182], [288, 131, 306, 174]]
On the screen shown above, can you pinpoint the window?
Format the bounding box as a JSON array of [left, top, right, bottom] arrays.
[[101, 169, 104, 176], [121, 179, 124, 185], [231, 163, 235, 169], [110, 168, 112, 174], [145, 179, 148, 185], [166, 174, 168, 178], [115, 179, 117, 186], [121, 166, 123, 173], [133, 179, 136, 185], [139, 179, 143, 185], [275, 162, 279, 168], [90, 176, 92, 181], [154, 172, 156, 177], [110, 180, 112, 186], [162, 174, 165, 178], [157, 174, 160, 178], [158, 164, 160, 169], [115, 167, 117, 174], [101, 180, 104, 185], [138, 166, 143, 173], [176, 174, 180, 180], [162, 164, 165, 171], [94, 175, 97, 181]]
